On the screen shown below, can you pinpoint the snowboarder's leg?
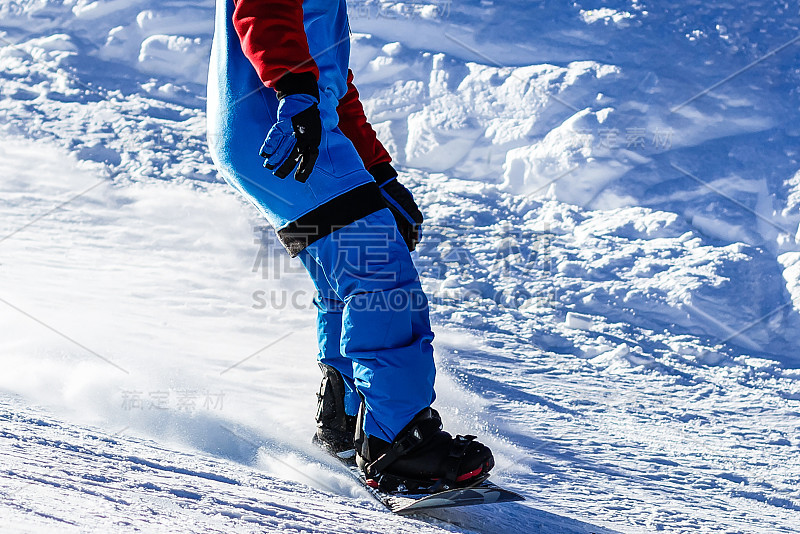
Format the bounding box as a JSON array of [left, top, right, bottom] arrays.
[[302, 209, 494, 489], [301, 255, 360, 455], [303, 255, 361, 416], [301, 209, 436, 442]]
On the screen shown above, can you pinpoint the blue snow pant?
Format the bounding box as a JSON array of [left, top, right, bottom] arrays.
[[299, 209, 436, 442]]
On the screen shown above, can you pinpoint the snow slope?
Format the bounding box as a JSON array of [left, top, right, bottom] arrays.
[[0, 137, 617, 534], [2, 1, 800, 533], [1, 396, 465, 534]]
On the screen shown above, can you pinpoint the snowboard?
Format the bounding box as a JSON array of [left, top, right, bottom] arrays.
[[345, 463, 525, 514]]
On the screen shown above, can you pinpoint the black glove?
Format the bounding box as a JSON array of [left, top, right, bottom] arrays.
[[260, 72, 322, 183], [369, 162, 424, 251]]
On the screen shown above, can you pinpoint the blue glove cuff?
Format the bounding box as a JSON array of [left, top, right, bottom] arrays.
[[277, 93, 319, 119]]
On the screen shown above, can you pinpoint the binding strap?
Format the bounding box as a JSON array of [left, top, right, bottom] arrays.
[[366, 426, 425, 476], [443, 434, 477, 483]]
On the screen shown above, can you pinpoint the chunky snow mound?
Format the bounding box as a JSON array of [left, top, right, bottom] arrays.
[[2, 1, 800, 533]]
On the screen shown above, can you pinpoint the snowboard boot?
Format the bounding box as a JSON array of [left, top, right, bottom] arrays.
[[312, 363, 357, 460], [355, 406, 494, 493]]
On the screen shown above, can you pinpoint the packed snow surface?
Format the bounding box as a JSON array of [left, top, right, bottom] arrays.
[[2, 1, 800, 533]]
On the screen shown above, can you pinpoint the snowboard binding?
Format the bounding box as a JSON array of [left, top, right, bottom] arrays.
[[312, 363, 357, 460], [355, 405, 495, 493], [363, 464, 493, 494], [312, 365, 496, 493]]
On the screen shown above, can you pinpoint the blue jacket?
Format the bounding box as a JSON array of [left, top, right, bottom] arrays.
[[207, 0, 382, 246]]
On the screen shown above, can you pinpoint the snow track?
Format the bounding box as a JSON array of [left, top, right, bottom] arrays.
[[0, 396, 466, 533]]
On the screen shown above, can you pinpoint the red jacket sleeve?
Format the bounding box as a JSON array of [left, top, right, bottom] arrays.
[[337, 70, 392, 170], [232, 0, 320, 88]]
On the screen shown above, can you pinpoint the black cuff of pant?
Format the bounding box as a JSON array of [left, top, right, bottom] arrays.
[[274, 71, 320, 101], [368, 162, 398, 186]]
